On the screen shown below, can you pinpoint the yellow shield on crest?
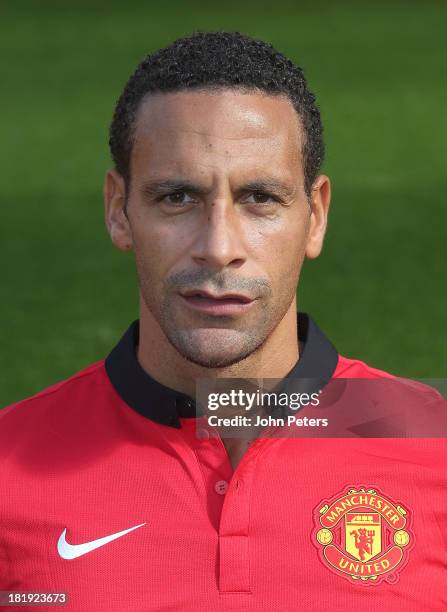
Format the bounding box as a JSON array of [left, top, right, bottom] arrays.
[[345, 512, 382, 561]]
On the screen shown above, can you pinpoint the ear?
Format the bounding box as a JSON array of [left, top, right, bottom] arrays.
[[305, 175, 331, 260], [103, 168, 133, 251]]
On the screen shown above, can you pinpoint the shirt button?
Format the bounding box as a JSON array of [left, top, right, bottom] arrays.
[[214, 480, 228, 495]]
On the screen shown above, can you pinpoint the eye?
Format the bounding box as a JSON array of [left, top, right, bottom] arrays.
[[242, 191, 278, 205], [158, 191, 197, 206]]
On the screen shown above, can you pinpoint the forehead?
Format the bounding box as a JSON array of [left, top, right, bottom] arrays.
[[131, 89, 303, 180]]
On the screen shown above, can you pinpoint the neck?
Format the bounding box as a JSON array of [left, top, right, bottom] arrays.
[[137, 296, 300, 398]]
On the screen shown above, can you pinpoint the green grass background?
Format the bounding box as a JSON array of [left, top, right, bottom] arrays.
[[1, 0, 446, 406]]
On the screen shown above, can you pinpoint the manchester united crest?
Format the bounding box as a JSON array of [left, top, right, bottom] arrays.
[[312, 485, 414, 584]]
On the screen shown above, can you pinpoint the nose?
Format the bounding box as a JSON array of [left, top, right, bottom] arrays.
[[190, 197, 247, 270]]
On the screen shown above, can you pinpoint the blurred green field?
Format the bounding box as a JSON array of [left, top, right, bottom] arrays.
[[1, 0, 446, 406]]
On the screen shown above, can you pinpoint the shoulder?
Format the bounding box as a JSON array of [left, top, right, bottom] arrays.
[[334, 354, 396, 379], [334, 353, 443, 402], [1, 360, 106, 414], [0, 360, 108, 445]]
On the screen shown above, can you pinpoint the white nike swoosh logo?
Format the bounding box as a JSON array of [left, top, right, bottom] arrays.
[[57, 523, 146, 559]]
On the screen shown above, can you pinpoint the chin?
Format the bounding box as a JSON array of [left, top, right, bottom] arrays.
[[164, 325, 263, 368], [168, 329, 258, 369], [181, 350, 249, 369]]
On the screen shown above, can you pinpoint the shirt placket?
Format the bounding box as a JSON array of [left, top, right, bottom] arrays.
[[181, 417, 269, 595]]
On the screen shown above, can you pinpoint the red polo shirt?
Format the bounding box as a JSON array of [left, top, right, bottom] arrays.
[[0, 313, 446, 611]]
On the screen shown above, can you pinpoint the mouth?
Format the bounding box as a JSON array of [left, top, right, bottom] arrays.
[[179, 289, 256, 316]]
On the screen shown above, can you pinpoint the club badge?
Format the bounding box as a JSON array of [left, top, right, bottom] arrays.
[[312, 485, 414, 584]]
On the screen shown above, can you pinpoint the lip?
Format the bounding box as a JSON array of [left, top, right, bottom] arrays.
[[179, 290, 256, 316], [181, 289, 253, 303]]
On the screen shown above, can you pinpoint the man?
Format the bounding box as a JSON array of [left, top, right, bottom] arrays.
[[0, 31, 445, 611]]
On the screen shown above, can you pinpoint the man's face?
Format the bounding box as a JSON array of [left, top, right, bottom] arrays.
[[106, 89, 329, 368]]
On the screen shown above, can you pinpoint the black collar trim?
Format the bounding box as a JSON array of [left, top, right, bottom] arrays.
[[104, 312, 339, 429]]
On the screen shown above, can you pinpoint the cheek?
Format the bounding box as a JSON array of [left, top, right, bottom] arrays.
[[132, 220, 190, 278], [255, 222, 307, 310], [248, 216, 308, 277]]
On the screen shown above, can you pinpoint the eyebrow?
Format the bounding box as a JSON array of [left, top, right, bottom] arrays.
[[242, 179, 296, 199], [141, 178, 296, 200], [142, 180, 206, 198]]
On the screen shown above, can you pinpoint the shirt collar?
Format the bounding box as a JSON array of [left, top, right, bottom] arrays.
[[104, 312, 339, 429]]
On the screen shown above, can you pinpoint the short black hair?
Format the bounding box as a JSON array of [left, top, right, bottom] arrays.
[[109, 31, 324, 197]]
